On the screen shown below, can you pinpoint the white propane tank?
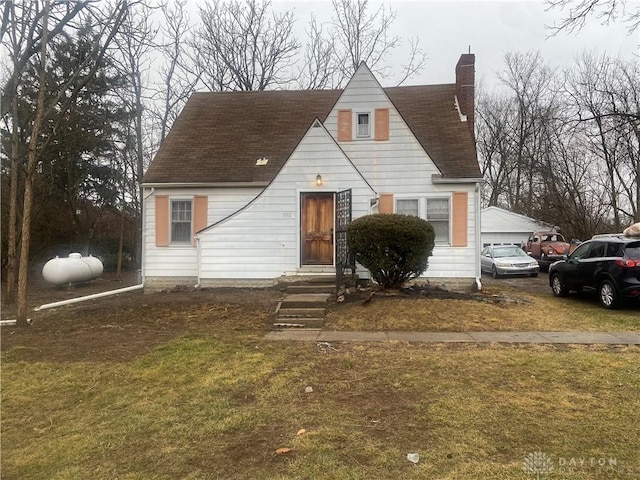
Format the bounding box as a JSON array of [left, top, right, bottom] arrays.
[[42, 253, 104, 285]]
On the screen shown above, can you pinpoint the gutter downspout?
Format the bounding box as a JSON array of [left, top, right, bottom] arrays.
[[140, 187, 155, 285], [31, 187, 157, 313], [475, 182, 482, 291], [34, 284, 144, 311], [195, 233, 202, 288]]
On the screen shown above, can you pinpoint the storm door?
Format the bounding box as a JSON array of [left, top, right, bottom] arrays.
[[335, 189, 354, 269], [300, 192, 334, 265], [335, 189, 355, 288]]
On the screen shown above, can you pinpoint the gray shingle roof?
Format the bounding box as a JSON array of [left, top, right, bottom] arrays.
[[143, 85, 480, 184]]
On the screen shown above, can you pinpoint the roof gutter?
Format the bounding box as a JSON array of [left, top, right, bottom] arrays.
[[141, 182, 270, 188], [431, 175, 483, 184]]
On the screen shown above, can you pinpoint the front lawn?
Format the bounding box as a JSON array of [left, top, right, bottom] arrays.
[[2, 285, 639, 479]]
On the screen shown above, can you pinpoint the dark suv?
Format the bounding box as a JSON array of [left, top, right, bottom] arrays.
[[549, 235, 640, 309]]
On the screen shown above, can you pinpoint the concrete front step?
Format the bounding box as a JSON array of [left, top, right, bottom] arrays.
[[287, 284, 335, 294], [277, 307, 326, 318], [280, 293, 330, 309], [274, 281, 334, 329], [273, 318, 324, 328], [299, 276, 336, 284]]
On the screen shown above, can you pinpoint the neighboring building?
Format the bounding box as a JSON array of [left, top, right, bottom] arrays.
[[481, 206, 554, 248], [141, 54, 483, 291]]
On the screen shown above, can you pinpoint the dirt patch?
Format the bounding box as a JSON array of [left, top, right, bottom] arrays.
[[0, 272, 544, 363], [480, 271, 551, 296], [1, 272, 283, 363], [335, 282, 530, 306]]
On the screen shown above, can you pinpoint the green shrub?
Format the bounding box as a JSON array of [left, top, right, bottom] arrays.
[[347, 214, 435, 289]]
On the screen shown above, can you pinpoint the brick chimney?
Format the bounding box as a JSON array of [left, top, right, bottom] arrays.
[[455, 53, 475, 140]]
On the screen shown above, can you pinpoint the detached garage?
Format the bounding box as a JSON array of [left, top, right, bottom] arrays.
[[481, 207, 553, 247]]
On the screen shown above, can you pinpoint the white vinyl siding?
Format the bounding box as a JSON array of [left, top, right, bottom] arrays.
[[323, 64, 479, 279], [198, 123, 375, 280], [481, 206, 553, 247], [144, 63, 481, 285], [143, 187, 262, 278], [325, 66, 440, 194]]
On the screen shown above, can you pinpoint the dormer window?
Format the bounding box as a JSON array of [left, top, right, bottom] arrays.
[[356, 113, 370, 138], [337, 108, 389, 142]]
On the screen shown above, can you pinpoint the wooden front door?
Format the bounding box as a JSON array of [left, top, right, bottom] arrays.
[[301, 192, 334, 265]]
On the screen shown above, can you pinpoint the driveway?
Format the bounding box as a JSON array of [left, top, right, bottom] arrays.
[[481, 271, 551, 296]]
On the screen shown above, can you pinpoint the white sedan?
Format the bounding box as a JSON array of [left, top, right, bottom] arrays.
[[481, 245, 540, 279]]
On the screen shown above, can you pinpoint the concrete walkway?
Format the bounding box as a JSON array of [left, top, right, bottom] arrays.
[[264, 330, 640, 345]]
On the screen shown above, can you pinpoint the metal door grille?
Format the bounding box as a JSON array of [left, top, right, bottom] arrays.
[[335, 189, 355, 290]]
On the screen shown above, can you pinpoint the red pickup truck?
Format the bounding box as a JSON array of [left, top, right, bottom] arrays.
[[526, 232, 570, 271]]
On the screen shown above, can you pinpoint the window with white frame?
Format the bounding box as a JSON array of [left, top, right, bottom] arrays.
[[426, 198, 450, 244], [396, 198, 419, 217], [395, 197, 451, 245], [356, 112, 371, 138], [171, 200, 192, 243]]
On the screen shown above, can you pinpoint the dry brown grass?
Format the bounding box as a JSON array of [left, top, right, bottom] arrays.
[[2, 280, 639, 479], [325, 285, 640, 331], [3, 338, 639, 480]]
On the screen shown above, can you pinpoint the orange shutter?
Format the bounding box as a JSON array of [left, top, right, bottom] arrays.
[[451, 192, 468, 247], [378, 193, 394, 214], [375, 108, 389, 141], [155, 196, 169, 247], [337, 109, 352, 142], [192, 195, 208, 245]]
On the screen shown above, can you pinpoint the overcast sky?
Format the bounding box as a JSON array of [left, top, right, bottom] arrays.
[[276, 0, 640, 89]]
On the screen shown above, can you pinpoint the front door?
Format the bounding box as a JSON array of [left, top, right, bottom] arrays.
[[301, 192, 334, 265]]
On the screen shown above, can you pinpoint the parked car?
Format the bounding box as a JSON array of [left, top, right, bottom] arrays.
[[549, 234, 640, 309], [481, 245, 540, 279], [526, 231, 570, 271]]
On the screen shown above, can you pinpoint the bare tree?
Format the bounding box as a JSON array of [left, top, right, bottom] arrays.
[[476, 89, 518, 208], [16, 0, 51, 324], [496, 51, 558, 216], [2, 1, 31, 305], [0, 0, 90, 117], [113, 1, 157, 272], [1, 0, 90, 304], [545, 0, 640, 34], [331, 0, 398, 79], [297, 15, 337, 90], [153, 0, 200, 141], [394, 36, 429, 86], [330, 0, 427, 85], [564, 52, 639, 229], [477, 49, 638, 239], [194, 0, 299, 91], [532, 113, 612, 239], [5, 0, 129, 324]]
